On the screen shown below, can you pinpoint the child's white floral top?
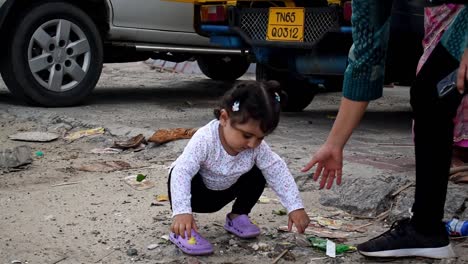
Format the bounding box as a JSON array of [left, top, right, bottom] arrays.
[[170, 119, 304, 217]]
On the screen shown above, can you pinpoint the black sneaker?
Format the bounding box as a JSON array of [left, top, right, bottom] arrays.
[[357, 218, 455, 259]]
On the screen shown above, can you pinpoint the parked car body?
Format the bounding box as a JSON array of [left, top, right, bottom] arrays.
[[191, 0, 424, 111], [0, 0, 251, 106]]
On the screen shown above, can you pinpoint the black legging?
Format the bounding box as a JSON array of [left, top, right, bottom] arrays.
[[410, 43, 462, 234], [168, 166, 266, 215]]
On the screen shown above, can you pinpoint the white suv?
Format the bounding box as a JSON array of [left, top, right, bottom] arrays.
[[0, 0, 250, 106]]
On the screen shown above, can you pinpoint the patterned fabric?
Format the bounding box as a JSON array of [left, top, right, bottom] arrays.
[[417, 4, 464, 74], [454, 96, 468, 147], [169, 119, 304, 217], [343, 1, 468, 102]]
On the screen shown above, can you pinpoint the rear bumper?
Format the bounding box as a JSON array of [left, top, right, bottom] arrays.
[[199, 6, 346, 49], [231, 6, 340, 49]]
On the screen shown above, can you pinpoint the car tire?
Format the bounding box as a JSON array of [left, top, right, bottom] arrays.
[[197, 55, 250, 81], [1, 2, 103, 107], [256, 63, 317, 112], [324, 76, 344, 92]]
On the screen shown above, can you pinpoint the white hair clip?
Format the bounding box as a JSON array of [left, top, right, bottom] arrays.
[[232, 101, 240, 112], [275, 92, 281, 102]]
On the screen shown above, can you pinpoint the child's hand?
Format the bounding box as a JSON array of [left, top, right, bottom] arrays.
[[288, 209, 310, 234], [171, 213, 198, 239]]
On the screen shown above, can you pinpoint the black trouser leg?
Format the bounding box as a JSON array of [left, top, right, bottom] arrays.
[[167, 166, 266, 215], [410, 44, 461, 234]]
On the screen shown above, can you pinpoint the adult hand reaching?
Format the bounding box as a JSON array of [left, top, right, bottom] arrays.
[[302, 143, 343, 189]]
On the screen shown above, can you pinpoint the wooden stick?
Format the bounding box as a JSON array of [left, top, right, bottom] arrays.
[[51, 256, 67, 264], [272, 249, 289, 264], [94, 250, 116, 263], [449, 165, 468, 174], [450, 235, 468, 240], [391, 182, 414, 197]]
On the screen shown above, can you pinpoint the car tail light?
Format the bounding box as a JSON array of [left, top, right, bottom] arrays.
[[200, 5, 227, 23], [343, 1, 352, 22]]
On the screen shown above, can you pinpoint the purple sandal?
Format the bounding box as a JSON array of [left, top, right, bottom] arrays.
[[169, 229, 213, 256], [224, 214, 261, 238]]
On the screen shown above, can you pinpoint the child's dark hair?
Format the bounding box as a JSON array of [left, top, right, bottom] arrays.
[[214, 80, 284, 134]]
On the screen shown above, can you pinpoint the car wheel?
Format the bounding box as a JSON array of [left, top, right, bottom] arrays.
[[197, 55, 250, 81], [1, 2, 103, 106], [324, 76, 344, 92], [256, 63, 317, 112]]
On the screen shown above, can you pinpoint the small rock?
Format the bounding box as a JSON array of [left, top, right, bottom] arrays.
[[11, 260, 22, 264], [147, 244, 158, 250], [44, 215, 56, 221], [126, 248, 138, 256], [252, 242, 269, 251], [294, 234, 310, 247], [48, 123, 73, 134], [252, 243, 259, 251], [228, 239, 237, 246], [0, 145, 33, 168], [187, 257, 200, 264]]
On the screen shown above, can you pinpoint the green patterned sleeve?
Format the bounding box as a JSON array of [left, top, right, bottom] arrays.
[[342, 0, 393, 101]]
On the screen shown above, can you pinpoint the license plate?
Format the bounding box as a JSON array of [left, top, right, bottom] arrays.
[[266, 7, 304, 42]]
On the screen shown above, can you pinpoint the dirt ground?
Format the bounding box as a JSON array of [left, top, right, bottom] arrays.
[[0, 62, 467, 264]]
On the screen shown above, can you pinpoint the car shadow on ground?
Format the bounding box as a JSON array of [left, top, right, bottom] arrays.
[[0, 79, 412, 133]]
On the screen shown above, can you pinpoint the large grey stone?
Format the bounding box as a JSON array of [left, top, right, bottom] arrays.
[[388, 183, 468, 222], [0, 145, 33, 168], [319, 174, 410, 217]]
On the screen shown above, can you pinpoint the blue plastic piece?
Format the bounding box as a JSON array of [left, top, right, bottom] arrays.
[[340, 26, 352, 33], [210, 36, 244, 48], [200, 25, 231, 34]]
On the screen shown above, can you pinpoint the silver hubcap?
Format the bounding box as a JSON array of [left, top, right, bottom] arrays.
[[28, 19, 91, 92]]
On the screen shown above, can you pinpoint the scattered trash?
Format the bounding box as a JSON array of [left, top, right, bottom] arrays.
[[156, 194, 169, 202], [258, 195, 279, 204], [272, 208, 287, 216], [148, 128, 198, 144], [160, 235, 170, 242], [278, 225, 350, 239], [251, 242, 270, 251], [113, 134, 146, 150], [308, 237, 356, 255], [147, 244, 159, 250], [446, 218, 468, 236], [9, 131, 59, 142], [311, 216, 343, 230], [126, 248, 138, 256], [35, 151, 44, 157], [136, 174, 146, 182], [64, 127, 105, 141], [326, 240, 336, 258], [74, 161, 131, 172], [90, 147, 122, 154], [309, 215, 369, 233], [0, 145, 32, 169], [123, 175, 155, 191], [272, 249, 289, 264]]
